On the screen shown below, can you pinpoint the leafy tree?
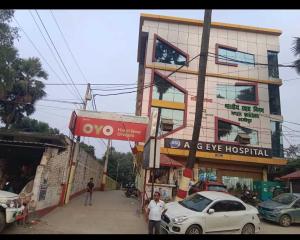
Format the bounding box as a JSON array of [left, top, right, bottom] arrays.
[[10, 116, 60, 134], [292, 37, 300, 74], [80, 142, 96, 158], [0, 10, 47, 128], [103, 147, 135, 186]]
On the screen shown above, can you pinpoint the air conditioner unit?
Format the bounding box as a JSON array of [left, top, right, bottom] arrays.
[[235, 133, 251, 145], [161, 118, 174, 132]]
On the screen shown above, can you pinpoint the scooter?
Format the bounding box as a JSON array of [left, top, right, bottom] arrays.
[[125, 184, 138, 198], [241, 190, 260, 207]]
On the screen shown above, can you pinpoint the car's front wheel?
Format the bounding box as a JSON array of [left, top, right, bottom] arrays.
[[185, 225, 203, 234], [0, 211, 6, 233], [241, 223, 255, 234], [279, 214, 291, 227]]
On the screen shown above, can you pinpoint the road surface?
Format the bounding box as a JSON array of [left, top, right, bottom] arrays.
[[2, 190, 300, 234]]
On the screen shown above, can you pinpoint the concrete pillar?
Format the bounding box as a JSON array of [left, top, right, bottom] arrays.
[[262, 168, 268, 181]]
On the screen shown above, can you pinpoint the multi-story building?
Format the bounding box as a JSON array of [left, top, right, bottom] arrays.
[[134, 13, 287, 200]]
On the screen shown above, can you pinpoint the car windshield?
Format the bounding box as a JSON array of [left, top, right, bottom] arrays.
[[208, 185, 227, 192], [179, 194, 212, 212], [272, 193, 298, 205]]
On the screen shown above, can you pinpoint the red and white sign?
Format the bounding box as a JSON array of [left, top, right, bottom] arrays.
[[71, 110, 148, 142]]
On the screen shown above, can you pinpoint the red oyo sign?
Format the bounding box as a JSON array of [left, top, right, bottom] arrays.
[[74, 115, 148, 142]]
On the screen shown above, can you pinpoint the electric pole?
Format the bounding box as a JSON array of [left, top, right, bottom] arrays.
[[101, 139, 111, 190], [64, 83, 91, 204], [176, 10, 212, 201]]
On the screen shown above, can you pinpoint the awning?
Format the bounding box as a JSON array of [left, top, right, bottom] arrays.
[[160, 154, 183, 168], [280, 170, 300, 180]]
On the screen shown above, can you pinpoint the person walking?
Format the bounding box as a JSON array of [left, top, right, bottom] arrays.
[[147, 191, 166, 234], [84, 178, 94, 206]]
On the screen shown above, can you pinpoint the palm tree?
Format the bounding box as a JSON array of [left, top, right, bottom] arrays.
[[292, 37, 300, 74]]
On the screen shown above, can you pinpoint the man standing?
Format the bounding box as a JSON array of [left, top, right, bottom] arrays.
[[147, 191, 166, 234], [85, 178, 94, 206]]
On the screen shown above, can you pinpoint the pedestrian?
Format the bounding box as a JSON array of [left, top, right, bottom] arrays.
[[147, 191, 166, 234], [84, 178, 94, 206]]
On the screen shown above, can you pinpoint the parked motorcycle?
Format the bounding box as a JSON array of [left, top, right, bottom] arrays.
[[241, 190, 260, 207], [125, 184, 138, 198]]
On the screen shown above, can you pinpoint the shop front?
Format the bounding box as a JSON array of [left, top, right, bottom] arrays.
[[144, 154, 183, 203]]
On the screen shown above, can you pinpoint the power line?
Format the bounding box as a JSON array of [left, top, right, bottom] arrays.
[[35, 10, 84, 103], [12, 16, 82, 101], [50, 10, 89, 84], [28, 10, 81, 100]]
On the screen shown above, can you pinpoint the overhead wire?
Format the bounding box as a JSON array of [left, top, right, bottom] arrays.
[[28, 10, 80, 100], [49, 10, 89, 85], [35, 10, 84, 103]]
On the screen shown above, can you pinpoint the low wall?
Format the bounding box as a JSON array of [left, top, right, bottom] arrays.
[[104, 176, 118, 190]]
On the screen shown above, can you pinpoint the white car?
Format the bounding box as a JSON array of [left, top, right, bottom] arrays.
[[160, 191, 261, 234]]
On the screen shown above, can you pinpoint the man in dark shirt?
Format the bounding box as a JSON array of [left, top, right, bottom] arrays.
[[84, 178, 94, 206]]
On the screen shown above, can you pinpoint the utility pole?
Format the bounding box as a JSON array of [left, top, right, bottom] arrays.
[[151, 108, 161, 200], [101, 139, 111, 191], [176, 10, 212, 201], [64, 83, 91, 204]]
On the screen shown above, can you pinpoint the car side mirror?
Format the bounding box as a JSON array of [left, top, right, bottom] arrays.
[[208, 209, 215, 214]]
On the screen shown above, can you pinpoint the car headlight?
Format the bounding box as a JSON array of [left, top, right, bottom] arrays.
[[172, 216, 188, 224], [6, 200, 15, 208], [273, 208, 281, 213]]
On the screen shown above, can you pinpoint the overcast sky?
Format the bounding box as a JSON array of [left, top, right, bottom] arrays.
[[11, 10, 300, 158]]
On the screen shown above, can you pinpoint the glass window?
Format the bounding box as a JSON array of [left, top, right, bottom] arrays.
[[222, 176, 254, 191], [218, 47, 255, 65], [271, 121, 283, 157], [155, 38, 187, 66], [217, 84, 257, 103], [151, 107, 184, 136], [218, 120, 258, 145], [268, 85, 281, 115], [236, 85, 256, 102], [179, 194, 212, 212], [153, 74, 184, 103], [211, 201, 229, 212], [268, 51, 279, 78], [227, 201, 246, 211], [272, 193, 298, 205], [293, 200, 300, 208]]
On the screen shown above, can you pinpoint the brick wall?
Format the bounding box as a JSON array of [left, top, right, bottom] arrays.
[[33, 142, 71, 212], [23, 137, 103, 216], [70, 146, 103, 196]]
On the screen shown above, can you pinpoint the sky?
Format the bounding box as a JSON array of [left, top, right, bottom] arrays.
[[10, 10, 300, 158]]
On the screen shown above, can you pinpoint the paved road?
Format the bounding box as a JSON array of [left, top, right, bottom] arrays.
[[2, 190, 300, 234], [3, 190, 147, 234]]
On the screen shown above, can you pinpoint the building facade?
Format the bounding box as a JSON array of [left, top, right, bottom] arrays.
[[135, 13, 287, 197]]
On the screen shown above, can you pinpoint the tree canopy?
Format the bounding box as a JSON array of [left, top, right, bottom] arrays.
[[292, 37, 300, 75], [80, 142, 96, 158], [103, 147, 135, 186], [10, 116, 60, 134], [0, 10, 47, 128]]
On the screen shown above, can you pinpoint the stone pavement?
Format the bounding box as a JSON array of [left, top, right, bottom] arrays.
[[3, 190, 148, 234]]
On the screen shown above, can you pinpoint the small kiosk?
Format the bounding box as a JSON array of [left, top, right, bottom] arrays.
[[144, 154, 183, 202]]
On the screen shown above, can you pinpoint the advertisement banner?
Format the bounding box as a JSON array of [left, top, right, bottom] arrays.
[[73, 110, 148, 142]]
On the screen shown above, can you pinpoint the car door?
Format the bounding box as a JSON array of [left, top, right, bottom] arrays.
[[224, 200, 247, 231], [204, 200, 231, 233], [289, 199, 300, 223]]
